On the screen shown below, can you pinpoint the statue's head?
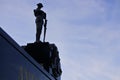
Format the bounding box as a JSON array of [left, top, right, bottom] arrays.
[[37, 3, 43, 8]]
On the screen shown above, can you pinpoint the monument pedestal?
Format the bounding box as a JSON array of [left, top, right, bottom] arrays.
[[22, 41, 62, 78]]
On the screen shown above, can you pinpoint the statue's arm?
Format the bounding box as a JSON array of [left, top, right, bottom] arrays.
[[33, 9, 37, 17]]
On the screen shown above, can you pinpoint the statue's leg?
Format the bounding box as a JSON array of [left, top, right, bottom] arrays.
[[36, 28, 40, 42], [36, 22, 42, 42]]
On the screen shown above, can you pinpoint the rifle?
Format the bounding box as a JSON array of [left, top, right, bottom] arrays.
[[43, 19, 47, 42]]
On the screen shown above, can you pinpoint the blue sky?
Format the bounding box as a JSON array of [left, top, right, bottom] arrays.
[[0, 0, 120, 80]]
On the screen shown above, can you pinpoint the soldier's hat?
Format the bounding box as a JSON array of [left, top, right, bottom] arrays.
[[37, 3, 43, 8]]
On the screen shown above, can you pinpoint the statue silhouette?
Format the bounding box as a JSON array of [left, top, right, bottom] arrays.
[[34, 3, 47, 42]]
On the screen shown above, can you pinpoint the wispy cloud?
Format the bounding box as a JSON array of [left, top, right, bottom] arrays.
[[0, 0, 120, 80]]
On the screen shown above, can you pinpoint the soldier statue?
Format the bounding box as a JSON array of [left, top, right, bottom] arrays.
[[34, 3, 47, 42]]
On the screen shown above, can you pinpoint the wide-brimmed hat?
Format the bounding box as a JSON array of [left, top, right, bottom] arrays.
[[37, 3, 43, 8]]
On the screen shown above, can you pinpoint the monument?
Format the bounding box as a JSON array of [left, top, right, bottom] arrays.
[[23, 3, 62, 80]]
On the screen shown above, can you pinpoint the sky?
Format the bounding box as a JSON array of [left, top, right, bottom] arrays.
[[0, 0, 120, 80]]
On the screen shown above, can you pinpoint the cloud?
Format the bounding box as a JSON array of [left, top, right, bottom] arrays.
[[1, 0, 120, 80], [45, 1, 120, 80], [60, 20, 120, 80], [61, 49, 120, 80], [47, 0, 107, 20]]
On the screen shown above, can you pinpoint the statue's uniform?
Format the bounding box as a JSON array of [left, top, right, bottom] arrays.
[[34, 8, 46, 42]]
